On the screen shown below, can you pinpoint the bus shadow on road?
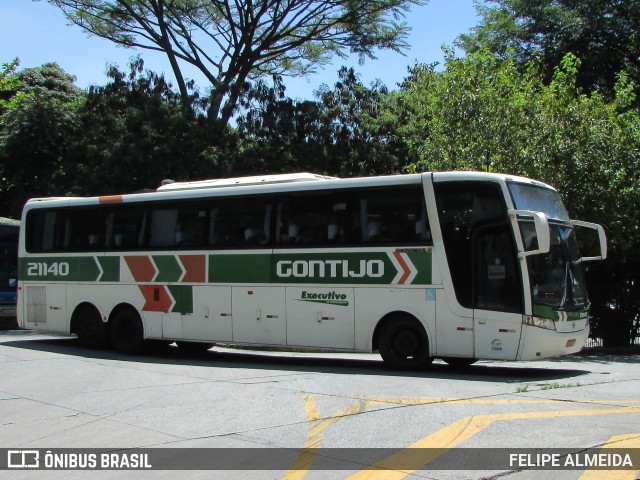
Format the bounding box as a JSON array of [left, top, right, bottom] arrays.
[[1, 334, 593, 383]]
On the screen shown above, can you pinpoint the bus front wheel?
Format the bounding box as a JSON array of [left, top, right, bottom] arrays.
[[379, 316, 431, 369], [110, 307, 144, 355]]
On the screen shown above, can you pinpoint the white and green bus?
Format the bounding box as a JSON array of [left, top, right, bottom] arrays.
[[18, 172, 606, 368]]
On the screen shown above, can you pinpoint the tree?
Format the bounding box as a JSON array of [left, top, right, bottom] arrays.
[[315, 66, 409, 176], [0, 58, 24, 115], [394, 50, 640, 258], [65, 58, 230, 195], [48, 0, 426, 127], [235, 67, 410, 176], [457, 0, 640, 97], [235, 75, 328, 174], [0, 63, 83, 217]]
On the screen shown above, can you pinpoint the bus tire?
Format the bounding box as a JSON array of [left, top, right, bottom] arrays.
[[74, 304, 108, 349], [110, 307, 144, 355], [379, 316, 431, 369]]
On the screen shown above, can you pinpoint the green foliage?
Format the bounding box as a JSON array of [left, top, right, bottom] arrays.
[[314, 67, 410, 176], [234, 75, 329, 175], [65, 58, 224, 196], [0, 63, 83, 217], [0, 49, 638, 342], [235, 67, 410, 177], [0, 58, 25, 114], [458, 0, 640, 99], [394, 49, 640, 260]]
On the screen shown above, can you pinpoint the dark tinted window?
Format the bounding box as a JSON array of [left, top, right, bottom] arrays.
[[434, 181, 522, 312], [25, 183, 431, 252], [276, 185, 431, 247], [351, 187, 430, 245], [211, 197, 272, 247], [277, 191, 349, 246]]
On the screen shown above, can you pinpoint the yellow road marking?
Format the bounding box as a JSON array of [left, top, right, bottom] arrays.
[[579, 433, 640, 480], [346, 406, 640, 480], [360, 395, 640, 407], [282, 395, 368, 480], [281, 394, 640, 480]]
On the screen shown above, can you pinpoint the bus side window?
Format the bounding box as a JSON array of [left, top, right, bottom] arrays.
[[65, 209, 106, 250], [352, 186, 431, 245], [176, 206, 208, 247], [214, 197, 271, 248], [106, 206, 147, 250], [149, 209, 179, 248], [277, 192, 347, 247]]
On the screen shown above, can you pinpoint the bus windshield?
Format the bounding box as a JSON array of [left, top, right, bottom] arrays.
[[507, 183, 589, 313], [526, 224, 589, 312], [508, 182, 570, 222]]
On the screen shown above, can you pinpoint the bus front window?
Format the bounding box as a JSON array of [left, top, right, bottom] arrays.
[[526, 224, 588, 312], [508, 181, 589, 314]]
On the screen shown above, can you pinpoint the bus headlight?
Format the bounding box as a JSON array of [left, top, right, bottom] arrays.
[[524, 315, 556, 331]]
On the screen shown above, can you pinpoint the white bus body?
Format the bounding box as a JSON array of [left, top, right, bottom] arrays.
[[18, 172, 606, 368]]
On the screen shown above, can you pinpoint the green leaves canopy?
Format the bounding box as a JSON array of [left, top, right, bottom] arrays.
[[396, 50, 640, 258], [457, 0, 640, 97]]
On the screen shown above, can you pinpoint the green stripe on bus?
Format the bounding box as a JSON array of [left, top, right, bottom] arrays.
[[153, 255, 183, 282], [209, 254, 271, 283], [168, 285, 193, 314], [21, 250, 433, 286], [407, 251, 432, 285], [20, 256, 121, 282], [98, 256, 120, 282]]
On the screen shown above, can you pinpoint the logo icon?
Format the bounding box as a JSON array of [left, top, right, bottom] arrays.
[[8, 450, 40, 469]]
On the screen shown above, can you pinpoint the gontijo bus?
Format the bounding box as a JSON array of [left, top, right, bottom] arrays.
[[18, 172, 606, 368]]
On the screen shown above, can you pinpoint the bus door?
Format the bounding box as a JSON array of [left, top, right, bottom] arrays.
[[472, 222, 523, 360], [434, 181, 524, 360]]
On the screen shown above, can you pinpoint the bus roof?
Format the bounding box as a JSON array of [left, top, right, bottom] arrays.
[[22, 171, 557, 211], [157, 172, 337, 192]]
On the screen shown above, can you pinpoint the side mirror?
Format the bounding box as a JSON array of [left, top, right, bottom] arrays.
[[571, 220, 607, 262], [508, 209, 551, 258]]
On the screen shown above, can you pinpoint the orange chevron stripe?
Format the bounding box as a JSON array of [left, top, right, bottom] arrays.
[[125, 256, 156, 282], [138, 285, 172, 312], [393, 252, 411, 285], [179, 255, 206, 283]]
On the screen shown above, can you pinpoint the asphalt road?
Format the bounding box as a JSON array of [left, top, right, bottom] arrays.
[[1, 330, 639, 480]]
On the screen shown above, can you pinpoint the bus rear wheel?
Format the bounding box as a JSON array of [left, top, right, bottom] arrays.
[[74, 305, 108, 349], [379, 316, 431, 369], [110, 307, 144, 355]]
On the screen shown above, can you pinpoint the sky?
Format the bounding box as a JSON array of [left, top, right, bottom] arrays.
[[1, 0, 480, 100]]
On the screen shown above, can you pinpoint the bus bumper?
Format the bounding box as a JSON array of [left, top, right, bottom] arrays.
[[517, 323, 590, 360]]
